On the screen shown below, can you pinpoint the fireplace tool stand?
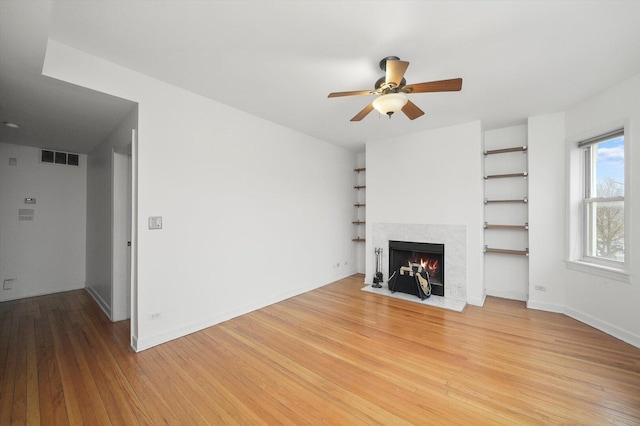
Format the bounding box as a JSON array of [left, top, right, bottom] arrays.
[[372, 248, 383, 288]]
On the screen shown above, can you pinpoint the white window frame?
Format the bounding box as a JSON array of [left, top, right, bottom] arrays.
[[565, 124, 631, 283], [580, 129, 625, 268]]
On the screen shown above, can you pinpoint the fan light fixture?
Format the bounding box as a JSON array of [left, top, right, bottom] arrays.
[[372, 92, 408, 117], [3, 121, 20, 129]]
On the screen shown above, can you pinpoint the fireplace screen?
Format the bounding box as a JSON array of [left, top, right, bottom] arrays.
[[389, 240, 444, 297]]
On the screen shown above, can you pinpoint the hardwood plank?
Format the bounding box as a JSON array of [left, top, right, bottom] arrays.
[[12, 312, 29, 425], [33, 314, 56, 425], [1, 275, 639, 424], [192, 330, 312, 424], [212, 326, 384, 425], [1, 304, 19, 425], [25, 310, 41, 425], [75, 315, 183, 425], [63, 308, 150, 424], [166, 338, 259, 425], [36, 300, 70, 425]]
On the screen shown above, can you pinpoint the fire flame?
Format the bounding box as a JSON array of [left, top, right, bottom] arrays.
[[410, 258, 438, 275]]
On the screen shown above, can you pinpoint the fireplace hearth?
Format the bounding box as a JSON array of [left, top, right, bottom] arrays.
[[389, 240, 444, 297]]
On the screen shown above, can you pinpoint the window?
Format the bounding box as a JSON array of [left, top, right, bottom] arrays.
[[579, 129, 625, 266]]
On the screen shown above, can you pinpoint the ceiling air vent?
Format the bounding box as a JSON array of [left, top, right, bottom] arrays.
[[41, 149, 79, 166]]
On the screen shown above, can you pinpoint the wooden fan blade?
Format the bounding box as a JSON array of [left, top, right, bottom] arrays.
[[386, 60, 409, 86], [351, 103, 374, 121], [403, 78, 462, 93], [401, 100, 425, 120], [328, 90, 375, 98]]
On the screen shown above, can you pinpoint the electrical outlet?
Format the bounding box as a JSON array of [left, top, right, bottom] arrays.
[[149, 312, 162, 320], [534, 285, 546, 292], [3, 278, 15, 290]]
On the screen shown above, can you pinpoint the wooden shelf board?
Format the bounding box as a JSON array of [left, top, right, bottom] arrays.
[[484, 247, 529, 256], [354, 167, 366, 173], [352, 221, 365, 224], [484, 172, 528, 179], [354, 203, 366, 207], [352, 238, 366, 242], [484, 146, 527, 155], [354, 185, 366, 189], [484, 224, 528, 230], [484, 198, 527, 204]]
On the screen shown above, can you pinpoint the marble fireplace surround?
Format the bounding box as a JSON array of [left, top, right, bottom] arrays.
[[370, 223, 467, 302]]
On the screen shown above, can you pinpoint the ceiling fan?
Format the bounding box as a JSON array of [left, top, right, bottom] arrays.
[[328, 56, 462, 122]]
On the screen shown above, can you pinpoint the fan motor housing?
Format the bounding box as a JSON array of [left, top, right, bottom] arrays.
[[375, 76, 406, 92], [379, 56, 401, 71], [376, 56, 406, 92]]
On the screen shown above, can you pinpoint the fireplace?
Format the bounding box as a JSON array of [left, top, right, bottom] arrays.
[[389, 240, 444, 297]]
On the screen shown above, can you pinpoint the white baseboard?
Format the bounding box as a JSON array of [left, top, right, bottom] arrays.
[[0, 283, 85, 302], [131, 335, 139, 352], [564, 306, 640, 349], [85, 286, 112, 319], [526, 299, 565, 313], [486, 288, 527, 302]]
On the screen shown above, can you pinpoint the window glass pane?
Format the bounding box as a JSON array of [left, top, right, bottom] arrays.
[[586, 200, 624, 261], [593, 136, 624, 198]]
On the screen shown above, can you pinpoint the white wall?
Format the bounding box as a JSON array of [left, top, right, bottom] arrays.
[[85, 106, 138, 319], [527, 112, 566, 312], [563, 72, 640, 346], [365, 121, 485, 305], [43, 40, 356, 351], [483, 125, 529, 301], [0, 143, 86, 301]]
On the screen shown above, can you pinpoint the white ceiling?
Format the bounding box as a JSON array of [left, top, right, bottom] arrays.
[[2, 1, 640, 153], [0, 1, 136, 154]]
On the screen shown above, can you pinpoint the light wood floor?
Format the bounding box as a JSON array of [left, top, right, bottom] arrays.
[[2, 274, 639, 425]]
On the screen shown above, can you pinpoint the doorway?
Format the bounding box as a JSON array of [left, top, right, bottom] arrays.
[[112, 149, 132, 321]]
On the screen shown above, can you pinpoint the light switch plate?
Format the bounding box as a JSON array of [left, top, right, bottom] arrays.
[[148, 216, 162, 229]]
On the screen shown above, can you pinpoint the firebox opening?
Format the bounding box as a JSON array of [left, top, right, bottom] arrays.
[[389, 240, 444, 297]]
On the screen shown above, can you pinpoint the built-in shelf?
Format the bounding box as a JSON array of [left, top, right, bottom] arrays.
[[484, 197, 528, 204], [484, 146, 528, 155], [353, 167, 366, 242], [484, 172, 528, 179], [484, 223, 529, 230], [483, 140, 529, 260], [484, 246, 529, 256]]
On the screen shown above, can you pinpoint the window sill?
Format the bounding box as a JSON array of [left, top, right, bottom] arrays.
[[564, 260, 631, 284]]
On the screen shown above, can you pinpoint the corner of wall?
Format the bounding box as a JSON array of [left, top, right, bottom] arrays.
[[85, 286, 112, 319], [467, 292, 486, 307]]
